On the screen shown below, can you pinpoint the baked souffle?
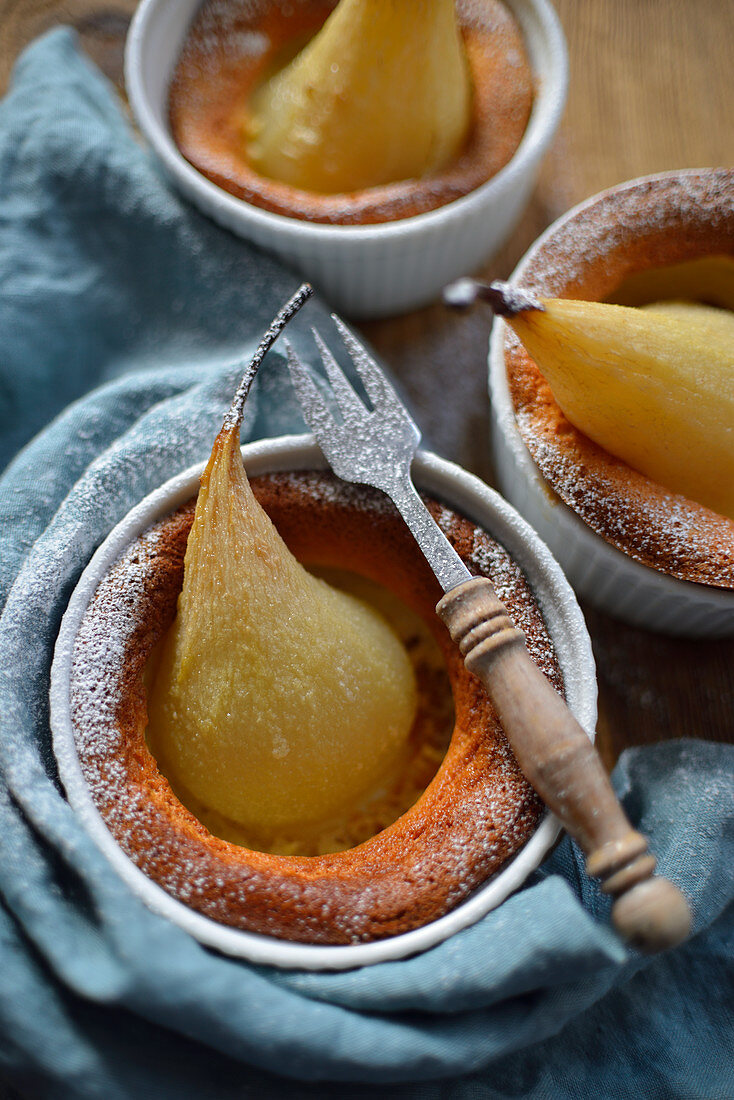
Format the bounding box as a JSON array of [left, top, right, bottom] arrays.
[[68, 469, 563, 945], [501, 169, 734, 589], [168, 0, 534, 225]]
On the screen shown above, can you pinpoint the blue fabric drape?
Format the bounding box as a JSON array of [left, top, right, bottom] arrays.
[[0, 29, 731, 1100]]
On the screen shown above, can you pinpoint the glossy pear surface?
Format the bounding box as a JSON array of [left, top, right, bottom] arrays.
[[246, 0, 471, 194], [146, 427, 416, 840], [509, 297, 734, 519]]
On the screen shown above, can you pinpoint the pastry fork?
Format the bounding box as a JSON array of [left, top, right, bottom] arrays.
[[285, 318, 691, 954]]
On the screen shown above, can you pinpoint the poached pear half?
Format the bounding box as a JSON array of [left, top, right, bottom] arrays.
[[507, 295, 734, 519], [245, 0, 471, 194], [467, 279, 734, 520], [146, 423, 417, 844]]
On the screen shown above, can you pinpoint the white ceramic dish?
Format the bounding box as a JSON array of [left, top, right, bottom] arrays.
[[124, 0, 568, 319], [488, 169, 734, 637], [50, 435, 596, 970]]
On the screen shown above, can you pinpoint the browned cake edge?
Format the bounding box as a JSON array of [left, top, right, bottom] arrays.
[[69, 470, 561, 945], [505, 169, 734, 589], [168, 0, 534, 225]]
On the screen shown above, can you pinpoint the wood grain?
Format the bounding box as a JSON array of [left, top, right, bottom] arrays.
[[437, 576, 692, 952], [1, 0, 732, 765]]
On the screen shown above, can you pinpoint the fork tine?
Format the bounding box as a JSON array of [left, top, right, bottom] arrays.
[[331, 315, 407, 416], [311, 328, 366, 422], [284, 340, 339, 437]]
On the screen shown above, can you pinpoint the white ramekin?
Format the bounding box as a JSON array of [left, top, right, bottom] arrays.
[[489, 170, 734, 637], [50, 435, 596, 970], [124, 0, 568, 319]]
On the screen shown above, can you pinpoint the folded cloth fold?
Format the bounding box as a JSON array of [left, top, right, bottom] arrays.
[[0, 27, 732, 1100]]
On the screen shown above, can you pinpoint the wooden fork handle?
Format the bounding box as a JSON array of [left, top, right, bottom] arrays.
[[437, 577, 692, 953]]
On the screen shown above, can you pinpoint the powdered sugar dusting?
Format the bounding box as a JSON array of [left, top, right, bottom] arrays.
[[67, 472, 561, 945], [505, 170, 734, 587], [515, 171, 734, 300], [168, 0, 534, 226], [71, 525, 158, 776]]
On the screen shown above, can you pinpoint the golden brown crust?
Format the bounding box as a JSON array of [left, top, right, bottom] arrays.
[[69, 471, 561, 945], [168, 0, 534, 225], [504, 168, 734, 588]]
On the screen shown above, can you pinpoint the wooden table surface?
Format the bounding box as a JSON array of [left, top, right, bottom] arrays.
[[1, 0, 732, 768]]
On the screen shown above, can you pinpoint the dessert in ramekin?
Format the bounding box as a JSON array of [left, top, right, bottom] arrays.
[[125, 0, 567, 317], [50, 436, 596, 969], [167, 0, 533, 226], [489, 168, 734, 636]]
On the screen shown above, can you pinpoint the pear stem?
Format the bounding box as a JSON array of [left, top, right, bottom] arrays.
[[223, 283, 314, 432], [443, 278, 544, 317]]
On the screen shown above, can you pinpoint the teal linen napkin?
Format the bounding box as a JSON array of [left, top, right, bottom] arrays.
[[0, 28, 732, 1100]]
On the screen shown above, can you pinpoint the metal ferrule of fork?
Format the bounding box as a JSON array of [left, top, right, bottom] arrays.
[[437, 577, 526, 673]]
